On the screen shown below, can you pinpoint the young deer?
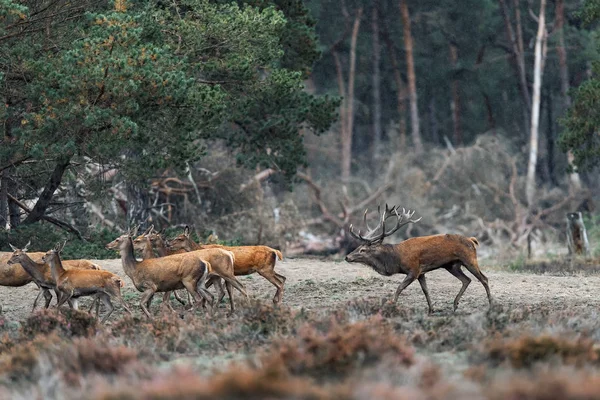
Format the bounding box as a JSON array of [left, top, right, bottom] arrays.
[[144, 229, 248, 314], [7, 243, 100, 311], [132, 231, 189, 311], [106, 231, 214, 319], [167, 226, 285, 303], [0, 250, 100, 291], [345, 205, 492, 314], [42, 243, 132, 323]]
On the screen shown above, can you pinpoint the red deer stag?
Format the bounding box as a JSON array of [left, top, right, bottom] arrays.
[[345, 205, 492, 314]]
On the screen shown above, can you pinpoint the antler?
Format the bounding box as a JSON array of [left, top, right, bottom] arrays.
[[349, 204, 421, 244]]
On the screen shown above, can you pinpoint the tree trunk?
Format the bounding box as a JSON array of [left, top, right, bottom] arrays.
[[429, 97, 439, 145], [483, 92, 496, 134], [0, 170, 7, 229], [22, 159, 71, 224], [545, 91, 557, 186], [399, 0, 423, 154], [498, 0, 531, 117], [333, 49, 347, 169], [525, 0, 547, 207], [7, 170, 20, 228], [381, 18, 407, 149], [555, 0, 582, 191], [371, 2, 383, 162], [341, 8, 363, 181], [449, 43, 462, 145], [566, 212, 591, 258]]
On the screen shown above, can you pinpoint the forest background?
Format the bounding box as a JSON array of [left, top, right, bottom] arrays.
[[2, 0, 600, 261]]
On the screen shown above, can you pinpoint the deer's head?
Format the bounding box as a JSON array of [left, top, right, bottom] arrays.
[[7, 241, 31, 265], [166, 226, 193, 252], [345, 205, 421, 264]]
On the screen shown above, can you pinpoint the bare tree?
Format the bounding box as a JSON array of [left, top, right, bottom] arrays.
[[498, 0, 531, 132], [0, 170, 7, 229], [371, 2, 383, 162], [399, 0, 423, 154], [381, 17, 407, 149], [525, 0, 547, 207], [338, 7, 363, 181]]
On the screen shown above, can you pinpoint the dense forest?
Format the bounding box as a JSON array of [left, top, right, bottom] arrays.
[[1, 0, 600, 257]]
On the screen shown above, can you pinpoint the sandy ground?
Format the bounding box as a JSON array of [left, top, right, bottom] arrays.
[[2, 257, 600, 320]]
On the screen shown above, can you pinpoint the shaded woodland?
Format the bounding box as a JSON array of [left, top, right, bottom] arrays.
[[1, 0, 600, 258]]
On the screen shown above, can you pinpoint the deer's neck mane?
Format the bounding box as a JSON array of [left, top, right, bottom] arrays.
[[155, 236, 169, 257], [17, 254, 48, 282], [47, 253, 66, 284], [120, 238, 140, 281], [366, 244, 402, 276], [141, 239, 155, 259]]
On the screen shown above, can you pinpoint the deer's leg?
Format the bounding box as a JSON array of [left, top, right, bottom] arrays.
[[183, 279, 206, 313], [445, 264, 471, 312], [42, 289, 53, 309], [201, 276, 218, 309], [195, 270, 214, 307], [224, 280, 235, 315], [172, 290, 186, 306], [161, 292, 176, 313], [88, 296, 98, 313], [68, 298, 79, 310], [462, 261, 492, 307], [140, 288, 156, 319], [214, 278, 226, 306], [393, 274, 416, 304], [417, 275, 434, 315], [257, 269, 283, 304], [113, 287, 132, 316], [98, 293, 114, 324], [275, 273, 286, 284], [57, 290, 73, 309]]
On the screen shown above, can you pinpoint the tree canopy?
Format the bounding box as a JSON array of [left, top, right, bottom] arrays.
[[1, 0, 337, 225], [560, 0, 600, 171]]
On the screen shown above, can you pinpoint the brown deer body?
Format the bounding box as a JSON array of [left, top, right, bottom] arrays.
[[345, 205, 492, 314], [132, 232, 189, 311], [42, 245, 132, 323], [142, 229, 248, 314], [167, 227, 285, 303], [0, 251, 100, 288], [4, 245, 101, 311], [106, 232, 215, 319]]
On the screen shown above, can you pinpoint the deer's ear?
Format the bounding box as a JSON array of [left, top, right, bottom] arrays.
[[184, 226, 190, 237], [22, 241, 31, 252], [9, 243, 18, 252]]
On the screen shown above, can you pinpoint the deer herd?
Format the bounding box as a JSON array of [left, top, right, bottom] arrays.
[[0, 204, 493, 322]]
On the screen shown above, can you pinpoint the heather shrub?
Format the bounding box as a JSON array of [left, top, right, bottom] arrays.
[[96, 364, 342, 400], [267, 316, 415, 380], [0, 334, 141, 385], [488, 371, 600, 400], [240, 300, 303, 338], [21, 309, 97, 339], [485, 335, 599, 368]]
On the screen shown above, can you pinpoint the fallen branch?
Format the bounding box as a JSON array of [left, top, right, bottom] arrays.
[[239, 168, 276, 193]]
